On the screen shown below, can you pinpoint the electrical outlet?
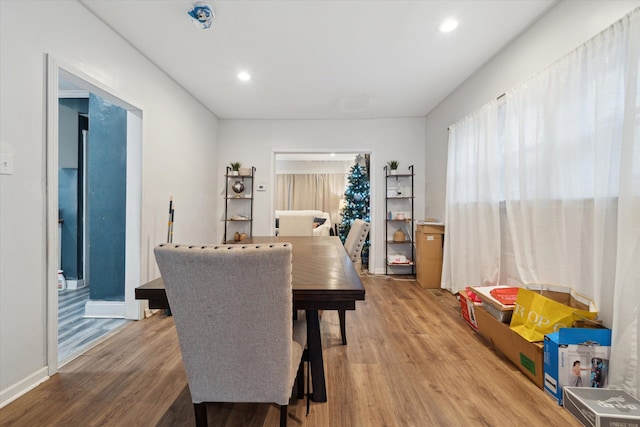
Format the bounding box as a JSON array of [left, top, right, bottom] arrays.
[[0, 154, 13, 175]]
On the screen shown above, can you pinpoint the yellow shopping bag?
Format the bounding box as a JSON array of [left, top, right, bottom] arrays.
[[509, 286, 598, 342]]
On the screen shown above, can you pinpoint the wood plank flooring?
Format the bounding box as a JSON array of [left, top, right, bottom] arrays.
[[1, 275, 580, 426]]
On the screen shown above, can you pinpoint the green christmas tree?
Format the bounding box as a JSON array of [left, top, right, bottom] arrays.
[[340, 163, 371, 260]]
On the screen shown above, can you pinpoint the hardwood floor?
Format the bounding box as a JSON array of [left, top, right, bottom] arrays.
[[1, 275, 580, 426]]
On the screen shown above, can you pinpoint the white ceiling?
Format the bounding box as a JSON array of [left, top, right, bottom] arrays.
[[80, 0, 556, 120]]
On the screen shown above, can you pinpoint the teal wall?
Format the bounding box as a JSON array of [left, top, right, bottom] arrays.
[[58, 99, 88, 280], [88, 94, 127, 301]]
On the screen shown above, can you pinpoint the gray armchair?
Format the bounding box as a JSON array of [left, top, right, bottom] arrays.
[[154, 243, 306, 427]]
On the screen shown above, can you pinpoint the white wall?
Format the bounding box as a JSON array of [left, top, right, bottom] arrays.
[[424, 0, 640, 220], [0, 1, 219, 404], [276, 159, 354, 175], [217, 118, 426, 273]]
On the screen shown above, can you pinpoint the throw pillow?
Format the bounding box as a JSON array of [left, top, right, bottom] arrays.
[[313, 217, 327, 225]]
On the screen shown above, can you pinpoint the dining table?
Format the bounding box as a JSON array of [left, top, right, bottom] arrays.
[[135, 235, 366, 402]]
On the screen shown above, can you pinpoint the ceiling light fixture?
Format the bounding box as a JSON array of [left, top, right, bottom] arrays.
[[188, 3, 214, 30], [237, 71, 251, 82], [439, 19, 458, 33]]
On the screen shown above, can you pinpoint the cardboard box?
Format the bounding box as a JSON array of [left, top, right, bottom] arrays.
[[470, 285, 515, 323], [459, 291, 482, 330], [475, 304, 514, 359], [563, 387, 640, 427], [544, 328, 611, 405], [475, 305, 544, 388], [415, 223, 444, 288]]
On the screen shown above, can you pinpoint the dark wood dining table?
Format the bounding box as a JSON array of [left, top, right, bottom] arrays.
[[135, 236, 366, 402]]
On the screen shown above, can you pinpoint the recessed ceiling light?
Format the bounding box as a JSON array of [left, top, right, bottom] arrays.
[[237, 71, 251, 81], [439, 19, 458, 33]]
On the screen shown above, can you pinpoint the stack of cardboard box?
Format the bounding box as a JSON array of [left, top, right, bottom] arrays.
[[459, 285, 606, 393], [457, 286, 640, 427]]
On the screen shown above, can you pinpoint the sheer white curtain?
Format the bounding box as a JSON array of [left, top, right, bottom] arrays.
[[503, 18, 630, 326], [609, 9, 640, 397], [443, 8, 640, 396], [442, 100, 502, 292], [276, 173, 346, 223]]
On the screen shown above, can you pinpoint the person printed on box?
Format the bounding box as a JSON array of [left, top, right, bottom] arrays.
[[591, 358, 604, 387], [571, 360, 588, 386]]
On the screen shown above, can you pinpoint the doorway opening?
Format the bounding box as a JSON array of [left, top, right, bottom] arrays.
[[273, 151, 373, 268], [46, 57, 143, 372]]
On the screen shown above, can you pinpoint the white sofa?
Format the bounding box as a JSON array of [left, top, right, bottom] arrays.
[[275, 210, 332, 236]]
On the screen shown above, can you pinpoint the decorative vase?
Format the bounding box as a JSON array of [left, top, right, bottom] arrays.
[[231, 180, 245, 195]]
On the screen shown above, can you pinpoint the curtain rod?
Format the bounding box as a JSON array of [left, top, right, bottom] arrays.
[[447, 92, 506, 131]]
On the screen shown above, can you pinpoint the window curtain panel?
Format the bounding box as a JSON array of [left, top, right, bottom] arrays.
[[276, 173, 347, 223], [442, 100, 502, 292], [503, 19, 630, 327], [443, 8, 639, 396]]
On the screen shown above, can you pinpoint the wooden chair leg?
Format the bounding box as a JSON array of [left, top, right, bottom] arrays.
[[296, 355, 305, 399], [194, 402, 207, 427], [280, 404, 288, 427], [339, 309, 347, 345]]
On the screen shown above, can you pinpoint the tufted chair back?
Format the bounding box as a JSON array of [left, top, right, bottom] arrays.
[[334, 219, 370, 346], [153, 243, 306, 426], [343, 219, 371, 262]]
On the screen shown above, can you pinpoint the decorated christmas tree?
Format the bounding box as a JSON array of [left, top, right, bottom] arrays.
[[340, 162, 371, 263]]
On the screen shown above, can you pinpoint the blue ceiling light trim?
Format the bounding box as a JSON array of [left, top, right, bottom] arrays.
[[188, 3, 214, 29]]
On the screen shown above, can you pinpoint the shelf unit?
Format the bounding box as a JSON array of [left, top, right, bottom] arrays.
[[384, 164, 415, 276], [223, 166, 255, 243]]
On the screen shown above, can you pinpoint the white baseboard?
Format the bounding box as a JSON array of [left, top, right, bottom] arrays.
[[0, 367, 48, 408], [84, 300, 125, 318], [65, 279, 86, 290]]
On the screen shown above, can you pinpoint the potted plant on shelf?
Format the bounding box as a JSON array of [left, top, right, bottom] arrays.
[[229, 162, 241, 175], [387, 160, 399, 175]]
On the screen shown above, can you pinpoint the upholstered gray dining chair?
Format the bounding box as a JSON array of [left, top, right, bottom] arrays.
[[154, 243, 306, 427], [338, 219, 370, 344]]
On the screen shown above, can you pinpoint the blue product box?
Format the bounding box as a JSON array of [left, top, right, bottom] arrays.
[[544, 328, 611, 405]]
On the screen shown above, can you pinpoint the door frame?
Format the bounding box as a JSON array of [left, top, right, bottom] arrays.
[[46, 55, 144, 374], [271, 150, 376, 271]]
